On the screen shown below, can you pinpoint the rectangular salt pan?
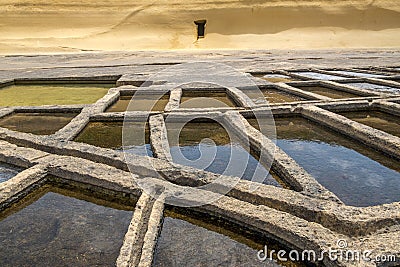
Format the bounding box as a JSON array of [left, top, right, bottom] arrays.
[[166, 122, 280, 186], [330, 71, 388, 78], [0, 186, 134, 266], [345, 83, 400, 94], [248, 116, 400, 207], [292, 72, 344, 80], [74, 121, 153, 157], [276, 117, 400, 206]]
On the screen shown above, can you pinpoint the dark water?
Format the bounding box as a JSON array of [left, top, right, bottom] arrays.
[[106, 94, 170, 112], [167, 121, 280, 186], [295, 86, 362, 99], [338, 110, 400, 138], [292, 72, 344, 80], [0, 112, 77, 135], [74, 121, 153, 157], [0, 162, 22, 183], [248, 116, 400, 206], [180, 92, 237, 108], [343, 82, 400, 94], [0, 185, 134, 267], [153, 208, 308, 267], [243, 89, 305, 104]]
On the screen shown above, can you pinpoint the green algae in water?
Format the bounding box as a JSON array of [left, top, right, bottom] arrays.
[[167, 121, 280, 186], [0, 83, 113, 107], [248, 116, 400, 206], [153, 208, 309, 267], [74, 121, 153, 157], [106, 94, 170, 112], [337, 110, 400, 138], [0, 185, 134, 267], [0, 112, 77, 135], [0, 162, 22, 183], [296, 86, 363, 99], [180, 91, 237, 108]]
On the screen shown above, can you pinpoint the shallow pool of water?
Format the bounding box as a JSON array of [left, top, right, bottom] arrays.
[[167, 121, 280, 186], [344, 82, 400, 94], [248, 116, 400, 206], [337, 110, 400, 138], [292, 72, 344, 80], [0, 83, 113, 107], [261, 74, 296, 83], [329, 70, 387, 78], [180, 91, 236, 108], [295, 86, 362, 99], [106, 94, 169, 112], [0, 162, 22, 183], [0, 185, 134, 267], [0, 112, 77, 135], [153, 208, 307, 267], [74, 121, 153, 157], [243, 88, 305, 104]]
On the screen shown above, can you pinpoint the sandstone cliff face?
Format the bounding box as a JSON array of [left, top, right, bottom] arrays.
[[0, 1, 399, 53]]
